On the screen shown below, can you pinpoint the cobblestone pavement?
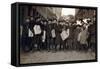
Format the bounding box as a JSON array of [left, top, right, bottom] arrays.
[[20, 50, 95, 64]]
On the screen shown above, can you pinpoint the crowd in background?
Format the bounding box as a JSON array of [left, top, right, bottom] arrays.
[[20, 11, 96, 53]]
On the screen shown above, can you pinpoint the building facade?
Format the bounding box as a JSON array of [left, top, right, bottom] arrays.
[[75, 8, 96, 20], [35, 6, 62, 19]]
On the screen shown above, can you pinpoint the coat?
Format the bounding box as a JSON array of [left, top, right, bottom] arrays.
[[73, 27, 81, 42], [78, 29, 89, 44], [55, 24, 62, 45], [88, 24, 95, 43]]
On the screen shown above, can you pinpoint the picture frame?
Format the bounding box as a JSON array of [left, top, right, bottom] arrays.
[[11, 2, 97, 67]]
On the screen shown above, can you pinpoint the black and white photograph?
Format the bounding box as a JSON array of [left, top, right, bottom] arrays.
[[11, 2, 97, 66]]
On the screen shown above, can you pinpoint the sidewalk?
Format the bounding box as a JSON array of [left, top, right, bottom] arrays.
[[20, 51, 95, 64]]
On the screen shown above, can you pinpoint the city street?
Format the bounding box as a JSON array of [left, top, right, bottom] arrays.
[[20, 50, 95, 64], [18, 4, 96, 64]]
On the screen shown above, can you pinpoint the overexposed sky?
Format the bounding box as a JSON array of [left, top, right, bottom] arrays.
[[61, 8, 75, 16]]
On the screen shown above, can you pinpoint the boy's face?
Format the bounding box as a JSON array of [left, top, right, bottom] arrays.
[[76, 26, 80, 29], [66, 23, 68, 26], [53, 20, 57, 23], [93, 17, 96, 22], [69, 23, 71, 26], [81, 27, 83, 31], [83, 24, 86, 27], [36, 18, 41, 22], [48, 21, 51, 24], [41, 21, 43, 24], [25, 19, 30, 23], [43, 21, 46, 25], [60, 22, 63, 25], [30, 17, 34, 21], [89, 22, 93, 25]]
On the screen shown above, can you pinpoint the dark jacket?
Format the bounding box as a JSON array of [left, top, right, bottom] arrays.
[[22, 22, 29, 38], [55, 24, 62, 44], [88, 23, 95, 43]]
